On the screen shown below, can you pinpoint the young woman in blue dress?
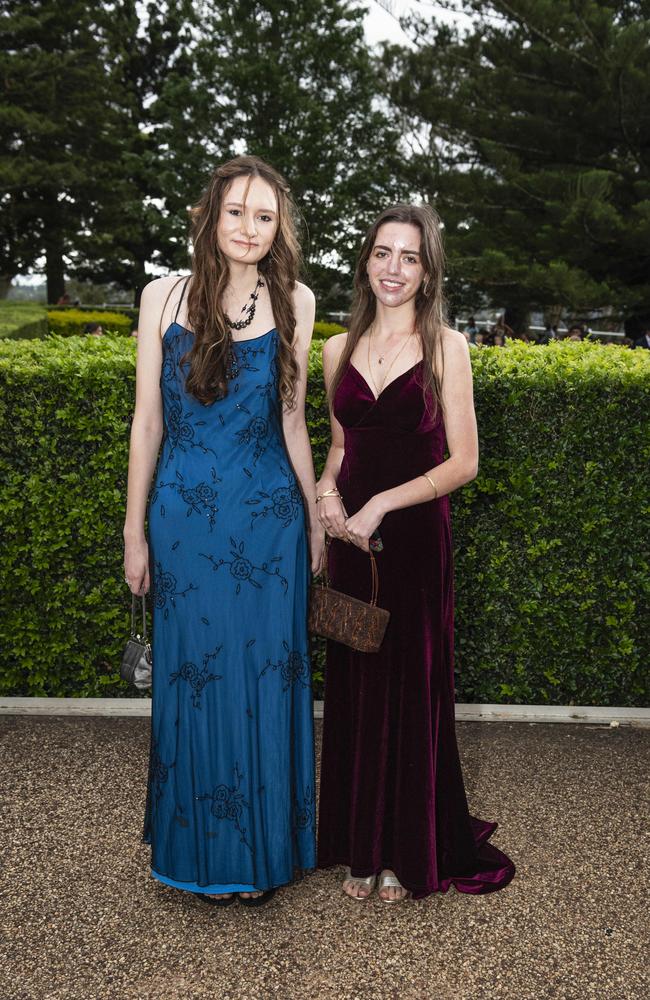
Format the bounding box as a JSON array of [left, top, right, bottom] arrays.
[[123, 156, 322, 907]]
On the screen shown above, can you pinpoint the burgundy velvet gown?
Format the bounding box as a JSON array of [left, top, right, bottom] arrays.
[[317, 360, 515, 899]]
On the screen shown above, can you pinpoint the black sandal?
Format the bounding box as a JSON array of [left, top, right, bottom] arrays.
[[199, 893, 236, 907], [238, 888, 276, 907]]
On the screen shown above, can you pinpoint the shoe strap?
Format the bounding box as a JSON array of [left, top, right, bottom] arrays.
[[345, 872, 376, 887], [379, 875, 404, 889]]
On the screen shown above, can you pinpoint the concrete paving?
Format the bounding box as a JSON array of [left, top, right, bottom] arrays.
[[1, 716, 648, 1000]]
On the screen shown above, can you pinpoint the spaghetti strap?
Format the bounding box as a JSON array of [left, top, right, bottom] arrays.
[[173, 276, 190, 326]]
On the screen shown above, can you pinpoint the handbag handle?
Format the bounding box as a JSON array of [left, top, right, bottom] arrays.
[[130, 593, 148, 641], [319, 537, 380, 607]]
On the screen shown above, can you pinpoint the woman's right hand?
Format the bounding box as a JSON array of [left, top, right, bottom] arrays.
[[317, 494, 348, 541], [124, 536, 150, 595]]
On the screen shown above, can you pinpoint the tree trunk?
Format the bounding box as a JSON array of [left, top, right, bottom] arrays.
[[504, 305, 529, 338], [624, 316, 644, 341], [44, 228, 65, 304], [0, 275, 13, 299]]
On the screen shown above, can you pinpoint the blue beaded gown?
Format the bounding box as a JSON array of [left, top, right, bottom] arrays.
[[143, 288, 316, 894]]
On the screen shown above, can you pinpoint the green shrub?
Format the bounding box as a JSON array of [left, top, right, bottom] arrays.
[[453, 342, 649, 707], [0, 337, 648, 704], [47, 309, 133, 337], [313, 321, 346, 340], [49, 304, 140, 326], [0, 302, 48, 340]]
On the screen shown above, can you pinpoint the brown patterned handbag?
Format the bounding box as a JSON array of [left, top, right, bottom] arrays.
[[308, 541, 390, 653]]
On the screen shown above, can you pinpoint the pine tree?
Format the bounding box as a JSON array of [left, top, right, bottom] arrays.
[[196, 0, 405, 305], [1, 0, 403, 306], [383, 0, 650, 331], [78, 0, 212, 302], [0, 0, 126, 301]]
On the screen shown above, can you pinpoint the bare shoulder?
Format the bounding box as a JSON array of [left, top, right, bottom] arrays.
[[322, 331, 348, 363], [140, 275, 186, 309], [292, 280, 316, 318], [441, 325, 470, 361], [140, 275, 190, 337], [438, 326, 474, 403]]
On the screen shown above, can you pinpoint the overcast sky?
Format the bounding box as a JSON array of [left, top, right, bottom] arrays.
[[363, 0, 469, 46]]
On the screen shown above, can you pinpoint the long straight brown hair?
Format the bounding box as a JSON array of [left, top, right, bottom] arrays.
[[180, 155, 301, 407], [330, 203, 447, 419]]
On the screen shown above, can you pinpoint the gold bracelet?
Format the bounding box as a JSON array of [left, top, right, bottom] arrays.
[[422, 473, 438, 499], [315, 489, 341, 504]]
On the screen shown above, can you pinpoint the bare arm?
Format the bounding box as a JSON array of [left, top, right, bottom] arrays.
[[123, 278, 175, 594], [344, 329, 479, 551], [281, 282, 324, 573], [316, 333, 349, 540]]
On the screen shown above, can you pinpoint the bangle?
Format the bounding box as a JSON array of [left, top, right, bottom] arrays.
[[422, 473, 438, 499], [315, 489, 341, 504]]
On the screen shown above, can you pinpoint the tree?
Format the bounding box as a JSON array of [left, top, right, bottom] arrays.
[[195, 0, 406, 306], [76, 1, 214, 303], [0, 0, 126, 301], [1, 0, 404, 306], [383, 1, 650, 332]]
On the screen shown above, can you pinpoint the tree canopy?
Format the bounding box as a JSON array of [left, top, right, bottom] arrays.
[[2, 0, 649, 325], [1, 0, 403, 305], [383, 0, 650, 331], [0, 0, 126, 301]]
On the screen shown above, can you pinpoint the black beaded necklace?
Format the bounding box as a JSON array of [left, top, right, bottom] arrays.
[[224, 274, 265, 381], [225, 275, 264, 331]]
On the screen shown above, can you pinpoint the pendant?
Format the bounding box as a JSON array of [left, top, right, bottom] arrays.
[[225, 276, 264, 331], [226, 348, 239, 380]]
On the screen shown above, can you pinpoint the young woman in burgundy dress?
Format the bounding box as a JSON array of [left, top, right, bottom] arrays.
[[316, 204, 515, 902]]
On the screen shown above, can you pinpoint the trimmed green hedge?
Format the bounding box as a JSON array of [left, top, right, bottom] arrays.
[[47, 309, 133, 337], [0, 302, 49, 340], [313, 321, 346, 340], [3, 305, 342, 342], [0, 336, 648, 704]]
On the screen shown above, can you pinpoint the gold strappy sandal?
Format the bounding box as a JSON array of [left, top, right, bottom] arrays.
[[342, 868, 377, 901], [378, 870, 411, 904]]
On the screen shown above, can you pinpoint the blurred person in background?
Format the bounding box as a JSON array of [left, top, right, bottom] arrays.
[[464, 316, 478, 341]]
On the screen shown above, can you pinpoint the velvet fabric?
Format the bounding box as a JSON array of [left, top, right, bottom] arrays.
[[317, 361, 515, 899]]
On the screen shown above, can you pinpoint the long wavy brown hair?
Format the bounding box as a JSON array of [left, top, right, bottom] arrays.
[[177, 155, 301, 407], [329, 203, 447, 419]]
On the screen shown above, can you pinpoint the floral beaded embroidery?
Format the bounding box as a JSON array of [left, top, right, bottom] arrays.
[[236, 416, 269, 465], [246, 467, 302, 529], [163, 402, 217, 469], [153, 562, 197, 620], [258, 641, 310, 691], [199, 538, 288, 595], [198, 762, 253, 853], [149, 737, 175, 806], [153, 470, 221, 531], [169, 646, 223, 709], [293, 784, 316, 832]]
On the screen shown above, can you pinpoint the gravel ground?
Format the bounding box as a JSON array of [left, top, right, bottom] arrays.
[[1, 715, 648, 1000]]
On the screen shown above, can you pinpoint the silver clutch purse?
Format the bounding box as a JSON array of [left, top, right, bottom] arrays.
[[120, 594, 152, 691]]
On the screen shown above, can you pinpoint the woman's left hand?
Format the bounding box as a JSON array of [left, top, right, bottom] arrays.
[[310, 522, 326, 574], [343, 497, 384, 552]]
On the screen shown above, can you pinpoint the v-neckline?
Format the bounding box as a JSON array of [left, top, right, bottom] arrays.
[[349, 360, 422, 402]]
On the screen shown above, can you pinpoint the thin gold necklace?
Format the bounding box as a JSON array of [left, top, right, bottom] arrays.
[[367, 325, 414, 397]]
